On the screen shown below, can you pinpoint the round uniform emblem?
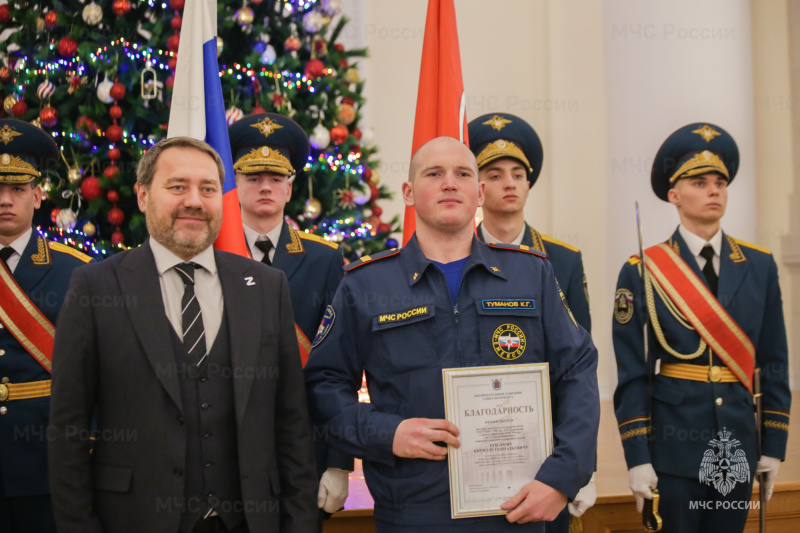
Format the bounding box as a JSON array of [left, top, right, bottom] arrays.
[[261, 146, 270, 157], [1, 154, 9, 165], [614, 288, 634, 324], [492, 323, 526, 360], [496, 140, 507, 149]]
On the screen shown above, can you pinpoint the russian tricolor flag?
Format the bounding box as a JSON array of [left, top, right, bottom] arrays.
[[167, 0, 249, 256]]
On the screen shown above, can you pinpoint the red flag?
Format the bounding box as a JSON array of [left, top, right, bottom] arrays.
[[402, 0, 468, 245]]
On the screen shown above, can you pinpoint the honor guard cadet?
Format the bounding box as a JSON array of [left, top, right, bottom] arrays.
[[305, 137, 599, 532], [469, 113, 596, 530], [612, 123, 790, 533], [229, 113, 351, 521], [0, 120, 92, 533]]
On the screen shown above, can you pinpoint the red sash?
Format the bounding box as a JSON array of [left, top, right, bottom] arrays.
[[643, 243, 755, 391], [0, 263, 55, 373]]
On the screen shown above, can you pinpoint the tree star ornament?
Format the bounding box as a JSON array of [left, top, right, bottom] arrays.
[[335, 188, 356, 209]]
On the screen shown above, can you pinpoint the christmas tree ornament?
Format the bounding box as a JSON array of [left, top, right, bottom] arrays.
[[236, 4, 255, 26], [111, 230, 124, 245], [322, 0, 342, 16], [30, 117, 42, 129], [3, 94, 19, 113], [284, 35, 301, 52], [378, 222, 391, 233], [216, 36, 223, 56], [44, 11, 58, 29], [140, 62, 158, 100], [50, 208, 60, 223], [334, 43, 345, 52], [39, 105, 58, 127], [36, 80, 55, 101], [108, 147, 121, 160], [171, 15, 182, 30], [371, 205, 383, 217], [269, 91, 285, 108], [260, 44, 276, 65], [41, 178, 53, 194], [370, 169, 381, 185], [170, 0, 185, 10], [56, 208, 77, 230], [361, 127, 375, 146], [385, 237, 399, 249], [352, 128, 362, 140], [110, 80, 126, 101], [82, 2, 103, 25], [68, 166, 81, 183], [165, 75, 175, 89], [168, 57, 178, 70], [351, 185, 370, 205], [104, 164, 121, 179], [305, 59, 325, 79], [112, 0, 131, 17], [251, 0, 263, 4], [0, 66, 11, 82], [303, 11, 326, 33], [106, 124, 123, 143], [250, 103, 266, 115], [82, 221, 96, 236], [96, 79, 114, 103], [58, 36, 78, 57], [344, 68, 360, 84], [35, 17, 45, 32], [369, 183, 380, 201], [80, 176, 102, 201], [309, 123, 330, 150], [68, 75, 88, 94], [225, 106, 244, 125], [337, 103, 356, 125], [108, 207, 125, 226], [330, 124, 348, 145], [312, 36, 327, 57], [11, 97, 27, 117], [335, 188, 356, 209], [303, 198, 322, 219], [363, 168, 372, 181], [76, 115, 97, 135], [167, 33, 180, 52], [0, 5, 10, 23]]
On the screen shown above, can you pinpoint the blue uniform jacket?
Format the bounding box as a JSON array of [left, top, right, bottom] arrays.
[[613, 228, 791, 479], [477, 223, 591, 333], [304, 235, 599, 529], [0, 230, 92, 497]]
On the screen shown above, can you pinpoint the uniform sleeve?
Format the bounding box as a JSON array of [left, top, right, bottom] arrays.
[[304, 279, 404, 468], [565, 250, 591, 334], [611, 261, 652, 469], [757, 255, 791, 460], [48, 267, 104, 533], [533, 259, 600, 499]]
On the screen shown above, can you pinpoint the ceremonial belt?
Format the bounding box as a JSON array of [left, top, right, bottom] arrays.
[[643, 243, 754, 391], [0, 263, 54, 373], [0, 379, 52, 401], [660, 363, 738, 383]]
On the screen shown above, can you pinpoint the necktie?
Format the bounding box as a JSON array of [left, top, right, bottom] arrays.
[[174, 263, 207, 367], [255, 239, 273, 266], [0, 247, 14, 268], [700, 245, 718, 296]]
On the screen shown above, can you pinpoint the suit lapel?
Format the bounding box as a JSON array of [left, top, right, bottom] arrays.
[[271, 223, 303, 281], [718, 233, 748, 307], [117, 242, 183, 413], [216, 250, 261, 425], [12, 231, 50, 292], [669, 229, 711, 291]]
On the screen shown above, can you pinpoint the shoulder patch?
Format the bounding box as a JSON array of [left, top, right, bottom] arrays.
[[345, 248, 400, 271], [732, 236, 771, 256], [298, 231, 339, 250], [48, 241, 93, 263], [487, 242, 546, 258], [541, 234, 580, 253]]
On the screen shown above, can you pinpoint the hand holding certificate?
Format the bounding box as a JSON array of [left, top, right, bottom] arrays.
[[442, 364, 553, 519]]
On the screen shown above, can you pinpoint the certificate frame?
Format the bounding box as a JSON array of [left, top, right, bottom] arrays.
[[442, 363, 553, 519]]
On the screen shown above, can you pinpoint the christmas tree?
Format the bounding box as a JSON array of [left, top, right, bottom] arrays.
[[0, 0, 397, 259]]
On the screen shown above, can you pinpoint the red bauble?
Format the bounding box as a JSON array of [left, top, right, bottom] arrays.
[[334, 43, 345, 52], [363, 168, 373, 181], [39, 105, 58, 127], [109, 82, 126, 101], [304, 59, 325, 80], [171, 15, 182, 30], [11, 98, 27, 117], [0, 5, 10, 23], [58, 36, 78, 57], [104, 166, 120, 180], [44, 11, 58, 29], [251, 104, 266, 115], [112, 0, 131, 16], [168, 57, 178, 70], [107, 190, 120, 203], [165, 75, 175, 89], [108, 207, 124, 226], [80, 176, 102, 201], [330, 124, 348, 145], [170, 0, 185, 10], [369, 184, 380, 201], [167, 33, 180, 52], [50, 208, 60, 223], [109, 104, 122, 119], [250, 0, 263, 5], [106, 124, 123, 143], [0, 66, 11, 82], [341, 97, 354, 106], [338, 59, 348, 68], [111, 230, 125, 245], [108, 147, 121, 160], [76, 115, 97, 135], [372, 205, 383, 217], [378, 222, 391, 234], [353, 128, 362, 140]]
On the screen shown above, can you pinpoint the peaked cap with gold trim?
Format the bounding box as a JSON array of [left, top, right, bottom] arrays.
[[467, 112, 543, 188], [228, 113, 309, 182], [651, 122, 739, 201], [0, 119, 60, 184]]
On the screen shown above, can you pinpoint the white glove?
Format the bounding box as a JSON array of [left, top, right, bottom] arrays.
[[756, 455, 781, 502], [629, 463, 658, 513], [568, 473, 597, 517], [317, 467, 350, 513]]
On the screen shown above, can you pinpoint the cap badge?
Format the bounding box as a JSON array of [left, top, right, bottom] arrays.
[[252, 116, 283, 138], [0, 125, 22, 145], [692, 125, 722, 143], [261, 146, 270, 157], [483, 114, 512, 131]]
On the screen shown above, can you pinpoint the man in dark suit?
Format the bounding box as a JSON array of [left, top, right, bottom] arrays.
[[0, 119, 92, 533], [613, 123, 790, 532], [48, 137, 318, 533], [228, 114, 350, 518]]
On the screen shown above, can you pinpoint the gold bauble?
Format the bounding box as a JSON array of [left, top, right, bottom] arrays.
[[41, 177, 53, 193], [370, 169, 381, 185], [36, 17, 45, 32], [3, 94, 19, 113], [303, 197, 322, 219], [82, 221, 97, 236], [217, 36, 224, 56], [67, 166, 81, 183], [236, 5, 255, 26], [344, 68, 360, 84]]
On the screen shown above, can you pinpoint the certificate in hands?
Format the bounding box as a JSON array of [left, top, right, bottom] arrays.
[[442, 364, 553, 518]]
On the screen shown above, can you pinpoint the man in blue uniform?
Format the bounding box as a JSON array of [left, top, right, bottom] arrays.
[[469, 114, 596, 531], [305, 136, 599, 532], [0, 119, 93, 533], [612, 123, 790, 533], [229, 113, 350, 518]]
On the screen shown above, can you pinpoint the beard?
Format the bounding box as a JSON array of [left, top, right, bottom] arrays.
[[146, 204, 222, 259]]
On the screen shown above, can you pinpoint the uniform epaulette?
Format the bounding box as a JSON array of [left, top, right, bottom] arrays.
[[48, 241, 93, 263], [297, 231, 338, 250], [487, 242, 546, 258], [541, 234, 580, 253], [733, 237, 771, 255], [345, 248, 400, 271], [627, 256, 641, 266]]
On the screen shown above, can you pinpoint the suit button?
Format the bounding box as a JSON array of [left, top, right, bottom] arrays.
[[716, 397, 723, 406], [201, 403, 209, 410], [0, 407, 7, 415], [173, 468, 183, 477]]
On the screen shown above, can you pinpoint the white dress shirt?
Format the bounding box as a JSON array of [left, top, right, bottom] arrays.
[[244, 222, 282, 263], [0, 227, 33, 273], [678, 225, 722, 276], [480, 224, 526, 246]]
